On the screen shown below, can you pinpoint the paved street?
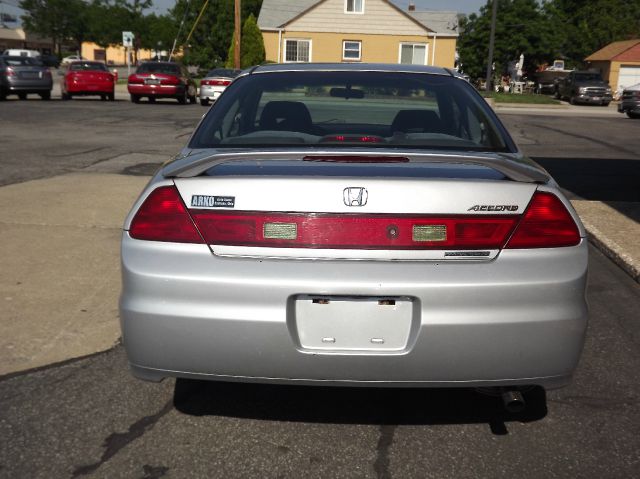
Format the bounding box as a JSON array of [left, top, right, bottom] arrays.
[[1, 98, 639, 478]]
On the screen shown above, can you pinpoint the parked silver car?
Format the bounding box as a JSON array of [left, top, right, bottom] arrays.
[[198, 68, 241, 106], [0, 55, 53, 100], [120, 64, 588, 409]]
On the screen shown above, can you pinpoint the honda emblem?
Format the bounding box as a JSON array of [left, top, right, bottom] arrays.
[[343, 187, 368, 207]]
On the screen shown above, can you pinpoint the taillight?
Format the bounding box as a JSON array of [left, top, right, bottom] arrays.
[[189, 212, 519, 249], [202, 79, 231, 86], [161, 75, 180, 85], [128, 74, 143, 84], [43, 69, 51, 78], [5, 67, 15, 77], [129, 186, 203, 243], [505, 191, 580, 248]]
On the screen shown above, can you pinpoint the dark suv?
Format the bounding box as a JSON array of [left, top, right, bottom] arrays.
[[0, 55, 53, 100], [556, 71, 613, 106]]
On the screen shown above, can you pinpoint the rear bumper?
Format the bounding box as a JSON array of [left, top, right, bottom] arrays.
[[4, 80, 52, 92], [618, 100, 640, 113], [128, 84, 184, 97], [199, 85, 225, 101], [120, 235, 589, 388], [573, 93, 612, 104], [66, 82, 113, 94]]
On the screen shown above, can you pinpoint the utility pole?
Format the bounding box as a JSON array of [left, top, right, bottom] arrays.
[[485, 0, 498, 91], [234, 0, 241, 69]]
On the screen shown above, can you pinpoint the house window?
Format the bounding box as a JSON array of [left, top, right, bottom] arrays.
[[284, 39, 311, 63], [345, 0, 364, 14], [342, 41, 361, 61], [399, 43, 428, 65]]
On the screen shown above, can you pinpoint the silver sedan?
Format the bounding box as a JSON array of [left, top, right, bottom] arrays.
[[198, 68, 241, 106], [120, 64, 588, 411]]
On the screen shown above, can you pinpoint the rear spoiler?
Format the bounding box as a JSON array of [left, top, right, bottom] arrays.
[[161, 149, 551, 184]]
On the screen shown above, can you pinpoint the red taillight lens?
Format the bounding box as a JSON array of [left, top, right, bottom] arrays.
[[161, 75, 180, 85], [128, 74, 144, 84], [5, 67, 16, 77], [505, 191, 580, 249], [189, 212, 519, 249], [129, 186, 203, 243]]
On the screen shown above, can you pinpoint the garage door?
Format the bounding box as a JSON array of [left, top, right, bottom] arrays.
[[617, 66, 640, 91]]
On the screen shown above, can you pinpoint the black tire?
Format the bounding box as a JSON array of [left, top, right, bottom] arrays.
[[602, 101, 610, 107], [627, 112, 640, 119], [177, 91, 187, 104], [200, 98, 209, 106], [62, 92, 71, 100], [569, 96, 576, 105], [0, 88, 7, 101], [130, 94, 140, 103], [40, 91, 51, 100], [18, 92, 27, 100], [100, 94, 107, 101], [148, 96, 156, 103], [107, 92, 115, 101]]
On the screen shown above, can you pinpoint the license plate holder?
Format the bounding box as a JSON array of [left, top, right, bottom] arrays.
[[294, 295, 413, 352]]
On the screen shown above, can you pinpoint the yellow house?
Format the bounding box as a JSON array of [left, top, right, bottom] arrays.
[[81, 42, 157, 65], [258, 0, 458, 68], [585, 39, 640, 93]]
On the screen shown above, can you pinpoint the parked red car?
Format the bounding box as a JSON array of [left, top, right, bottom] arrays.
[[61, 61, 115, 101], [127, 61, 197, 104]]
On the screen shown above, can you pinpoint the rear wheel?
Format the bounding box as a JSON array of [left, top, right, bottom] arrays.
[[62, 92, 71, 100], [100, 94, 107, 101], [18, 92, 27, 100], [148, 96, 156, 103], [0, 88, 7, 101], [40, 91, 51, 100], [569, 96, 576, 105], [107, 92, 115, 101], [200, 98, 209, 106], [602, 101, 610, 107], [130, 94, 140, 103], [177, 90, 187, 104], [627, 112, 640, 119]]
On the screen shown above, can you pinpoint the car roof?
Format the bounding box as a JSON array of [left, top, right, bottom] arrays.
[[248, 62, 452, 76]]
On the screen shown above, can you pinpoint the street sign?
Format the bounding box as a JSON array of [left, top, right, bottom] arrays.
[[122, 31, 134, 48]]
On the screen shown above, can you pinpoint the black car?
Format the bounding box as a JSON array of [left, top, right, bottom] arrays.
[[39, 54, 60, 68]]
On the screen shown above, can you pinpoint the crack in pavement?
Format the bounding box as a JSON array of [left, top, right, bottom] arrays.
[[373, 424, 396, 479], [528, 123, 640, 158], [71, 400, 174, 478]]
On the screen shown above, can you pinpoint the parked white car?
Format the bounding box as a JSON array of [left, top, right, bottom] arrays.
[[2, 49, 40, 58], [61, 55, 87, 65]]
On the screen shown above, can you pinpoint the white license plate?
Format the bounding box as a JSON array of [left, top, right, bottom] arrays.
[[145, 79, 160, 85], [294, 295, 414, 352]]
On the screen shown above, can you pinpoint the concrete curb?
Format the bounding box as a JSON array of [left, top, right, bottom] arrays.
[[584, 224, 640, 283]]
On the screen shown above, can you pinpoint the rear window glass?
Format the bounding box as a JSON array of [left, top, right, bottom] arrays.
[[190, 71, 509, 152], [70, 62, 108, 71], [136, 62, 180, 75], [2, 56, 39, 66]]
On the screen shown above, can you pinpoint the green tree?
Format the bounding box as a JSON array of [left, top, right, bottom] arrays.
[[20, 0, 89, 55], [458, 0, 557, 80], [544, 0, 640, 62], [171, 0, 263, 69], [225, 13, 265, 68]]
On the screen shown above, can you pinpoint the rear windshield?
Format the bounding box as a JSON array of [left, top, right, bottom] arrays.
[[205, 68, 241, 78], [190, 71, 510, 152], [2, 56, 40, 66], [70, 62, 108, 71], [136, 62, 180, 75]]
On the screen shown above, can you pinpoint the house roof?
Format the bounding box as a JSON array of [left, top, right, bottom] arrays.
[[585, 39, 640, 61], [257, 0, 458, 36]]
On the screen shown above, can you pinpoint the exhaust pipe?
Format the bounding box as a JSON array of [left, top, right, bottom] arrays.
[[502, 389, 526, 413]]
